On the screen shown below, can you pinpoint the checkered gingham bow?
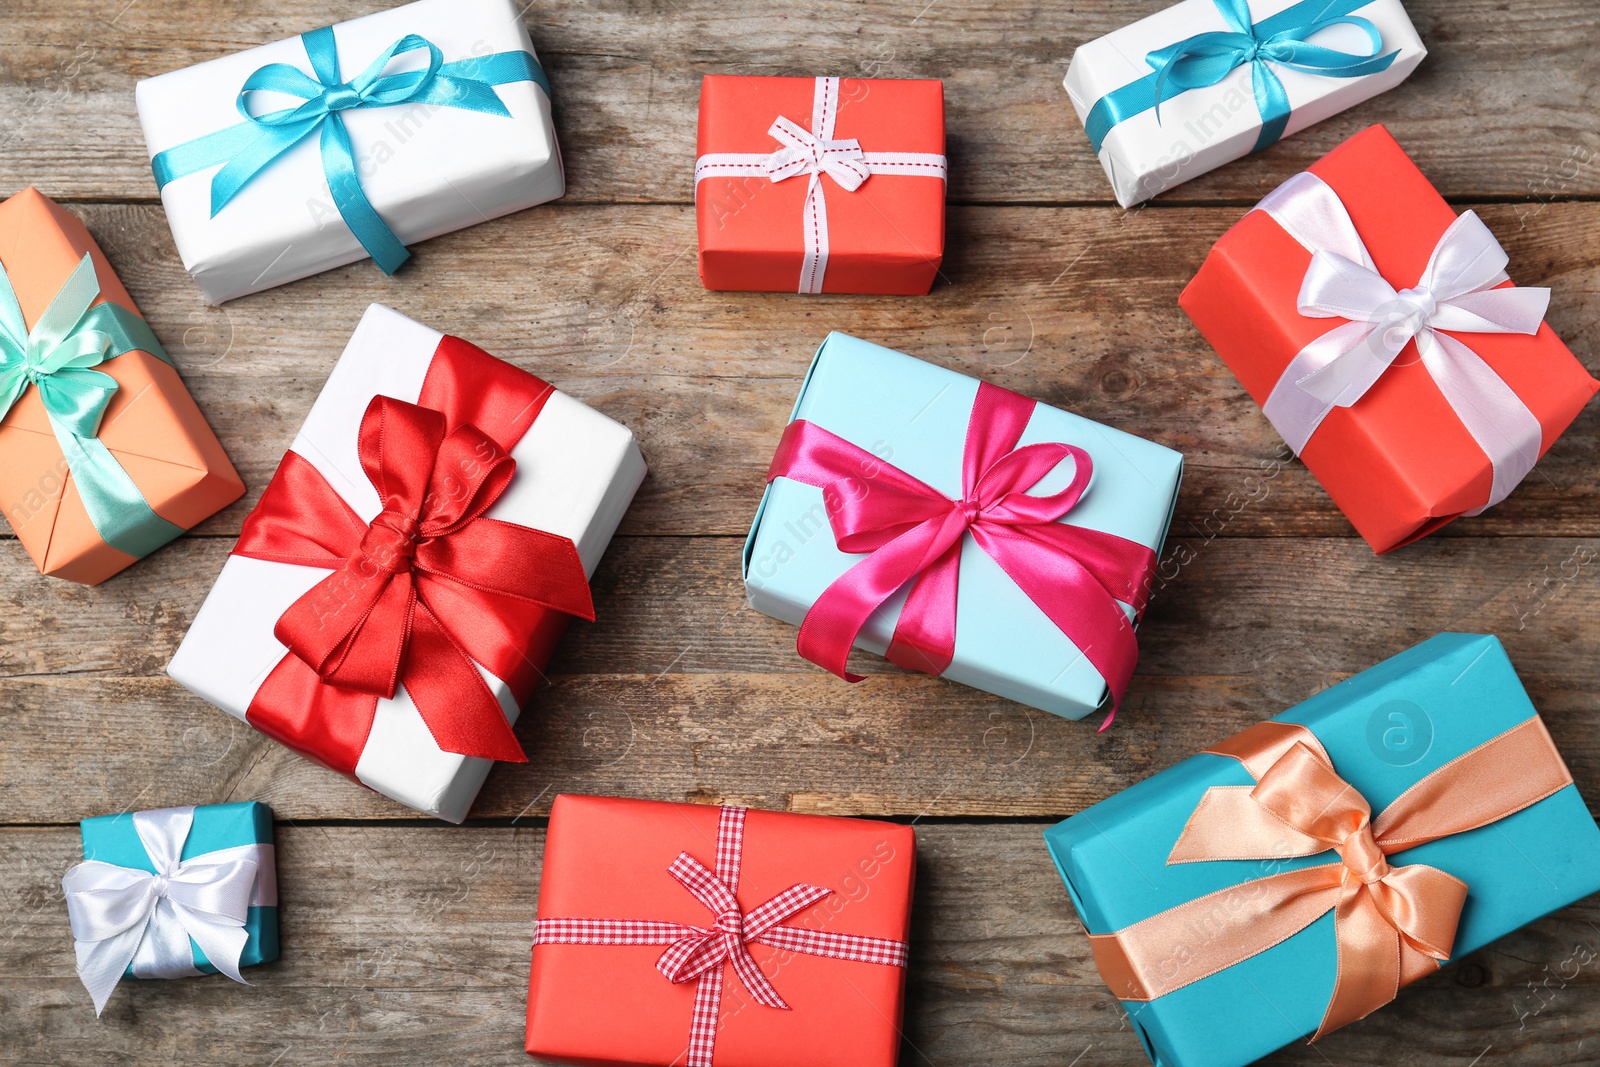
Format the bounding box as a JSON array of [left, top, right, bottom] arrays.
[[533, 806, 910, 1067]]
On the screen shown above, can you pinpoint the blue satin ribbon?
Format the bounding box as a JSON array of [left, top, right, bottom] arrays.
[[150, 27, 552, 275], [1084, 0, 1398, 155], [0, 254, 185, 560]]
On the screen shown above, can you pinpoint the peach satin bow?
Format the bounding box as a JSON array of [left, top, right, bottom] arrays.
[[1088, 716, 1574, 1039]]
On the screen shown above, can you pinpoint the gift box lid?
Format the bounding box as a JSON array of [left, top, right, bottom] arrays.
[[527, 795, 916, 1067], [80, 801, 279, 972], [743, 332, 1182, 719], [1044, 633, 1600, 1067]]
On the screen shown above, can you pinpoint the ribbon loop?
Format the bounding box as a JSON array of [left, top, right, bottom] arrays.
[[766, 381, 1156, 726], [62, 807, 264, 1015]]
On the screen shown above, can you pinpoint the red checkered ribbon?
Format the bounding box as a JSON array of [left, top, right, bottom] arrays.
[[533, 806, 910, 1067]]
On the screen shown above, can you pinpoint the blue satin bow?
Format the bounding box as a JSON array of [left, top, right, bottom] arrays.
[[151, 27, 551, 274], [1084, 0, 1398, 155], [0, 254, 184, 560]]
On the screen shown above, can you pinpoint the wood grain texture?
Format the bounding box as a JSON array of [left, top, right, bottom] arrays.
[[3, 825, 1599, 1066], [2, 0, 1599, 203], [3, 0, 1598, 1063], [6, 200, 1598, 542], [2, 535, 1596, 825]]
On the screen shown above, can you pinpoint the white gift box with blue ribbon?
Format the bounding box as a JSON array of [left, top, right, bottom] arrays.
[[1064, 0, 1425, 208], [135, 0, 563, 303]]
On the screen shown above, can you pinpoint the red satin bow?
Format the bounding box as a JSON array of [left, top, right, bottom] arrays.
[[767, 381, 1156, 721], [236, 394, 594, 764]]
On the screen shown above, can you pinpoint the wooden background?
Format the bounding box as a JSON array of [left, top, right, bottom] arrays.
[[3, 1, 1599, 1064]]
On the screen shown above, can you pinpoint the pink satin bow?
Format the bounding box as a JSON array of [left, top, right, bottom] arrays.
[[767, 381, 1157, 723]]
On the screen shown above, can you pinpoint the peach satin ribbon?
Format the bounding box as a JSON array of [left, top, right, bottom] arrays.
[[1087, 717, 1574, 1039]]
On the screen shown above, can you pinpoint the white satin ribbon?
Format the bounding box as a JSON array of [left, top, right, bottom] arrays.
[[61, 806, 274, 1015], [694, 76, 948, 293], [1254, 172, 1550, 513]]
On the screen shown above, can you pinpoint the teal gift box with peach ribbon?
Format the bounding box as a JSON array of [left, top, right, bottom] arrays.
[[1044, 633, 1600, 1067]]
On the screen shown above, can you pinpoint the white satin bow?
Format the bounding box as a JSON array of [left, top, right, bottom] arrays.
[[1257, 172, 1550, 512], [62, 806, 266, 1015]]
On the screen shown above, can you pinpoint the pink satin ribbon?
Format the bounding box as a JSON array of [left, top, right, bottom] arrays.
[[767, 381, 1157, 724]]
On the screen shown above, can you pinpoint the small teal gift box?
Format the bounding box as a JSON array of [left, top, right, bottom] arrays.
[[744, 333, 1182, 721], [65, 801, 278, 1014], [1044, 633, 1600, 1067]]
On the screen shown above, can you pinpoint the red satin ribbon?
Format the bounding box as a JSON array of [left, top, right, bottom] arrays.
[[233, 335, 594, 773], [767, 380, 1157, 722]]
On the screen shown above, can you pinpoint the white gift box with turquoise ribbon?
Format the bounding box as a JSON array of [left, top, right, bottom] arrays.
[[1064, 0, 1425, 208], [135, 0, 562, 303]]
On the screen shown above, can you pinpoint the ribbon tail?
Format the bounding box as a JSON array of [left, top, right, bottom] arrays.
[[798, 172, 829, 294], [1249, 60, 1292, 151], [179, 913, 252, 984], [44, 414, 186, 560], [1315, 883, 1403, 1040], [74, 924, 150, 1016], [796, 515, 958, 682], [1418, 331, 1543, 513], [973, 524, 1145, 722], [884, 542, 961, 676], [400, 600, 526, 762], [318, 113, 411, 274]]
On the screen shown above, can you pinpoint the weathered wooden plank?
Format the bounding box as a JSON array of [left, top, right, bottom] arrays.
[[3, 535, 1595, 824], [2, 1, 1598, 204], [4, 201, 1595, 543], [3, 824, 1597, 1065]]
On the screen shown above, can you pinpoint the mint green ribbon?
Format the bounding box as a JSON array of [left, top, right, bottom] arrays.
[[0, 254, 185, 559], [150, 27, 551, 275]]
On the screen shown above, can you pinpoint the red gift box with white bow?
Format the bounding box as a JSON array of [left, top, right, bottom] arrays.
[[1182, 125, 1598, 553]]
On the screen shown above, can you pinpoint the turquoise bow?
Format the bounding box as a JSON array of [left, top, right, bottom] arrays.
[[151, 27, 551, 275], [0, 254, 184, 560], [1084, 0, 1398, 155]]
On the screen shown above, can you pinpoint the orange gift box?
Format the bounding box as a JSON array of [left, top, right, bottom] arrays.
[[0, 188, 242, 584], [1181, 126, 1598, 553], [696, 75, 946, 295], [527, 795, 915, 1067]]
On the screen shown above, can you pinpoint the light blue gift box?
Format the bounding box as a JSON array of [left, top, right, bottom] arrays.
[[1043, 633, 1600, 1067], [80, 801, 279, 974], [743, 332, 1183, 718]]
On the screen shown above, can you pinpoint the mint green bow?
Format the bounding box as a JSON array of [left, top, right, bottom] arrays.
[[0, 254, 184, 560]]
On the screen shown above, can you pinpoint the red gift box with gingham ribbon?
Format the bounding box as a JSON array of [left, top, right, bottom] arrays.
[[527, 795, 916, 1067]]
